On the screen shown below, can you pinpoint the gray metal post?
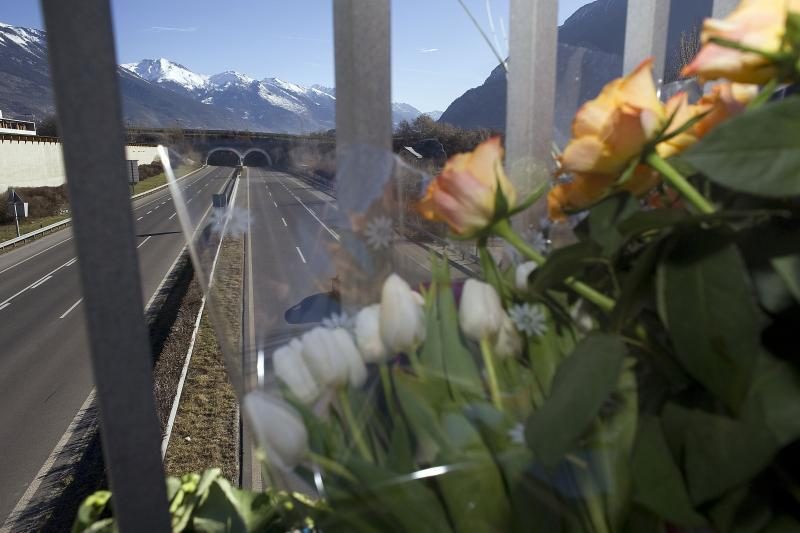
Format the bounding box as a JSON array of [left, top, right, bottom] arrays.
[[505, 0, 558, 231], [12, 195, 20, 238], [39, 0, 171, 530], [712, 0, 738, 18], [624, 0, 673, 83]]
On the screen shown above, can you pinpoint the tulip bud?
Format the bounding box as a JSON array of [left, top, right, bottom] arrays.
[[493, 313, 523, 359], [355, 304, 390, 363], [331, 327, 368, 388], [459, 279, 505, 341], [380, 274, 426, 353], [301, 327, 348, 388], [273, 339, 320, 404], [515, 261, 538, 291], [302, 327, 367, 389], [243, 391, 308, 470]]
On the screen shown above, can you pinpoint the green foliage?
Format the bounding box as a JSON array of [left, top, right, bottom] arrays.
[[683, 98, 800, 197]]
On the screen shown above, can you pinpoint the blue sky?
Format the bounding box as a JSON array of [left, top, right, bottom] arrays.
[[1, 0, 592, 112]]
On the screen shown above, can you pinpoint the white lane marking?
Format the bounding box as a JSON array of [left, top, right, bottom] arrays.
[[29, 275, 52, 289], [0, 237, 73, 276], [0, 256, 77, 307], [273, 201, 278, 208], [154, 205, 160, 210], [295, 246, 307, 263], [282, 217, 287, 227], [0, 302, 9, 311], [146, 211, 152, 215], [168, 212, 177, 220], [59, 298, 83, 319], [187, 198, 193, 204], [136, 216, 144, 221], [280, 183, 340, 241], [257, 349, 265, 387], [136, 236, 152, 249]]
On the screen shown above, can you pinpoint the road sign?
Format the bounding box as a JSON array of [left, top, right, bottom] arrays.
[[212, 194, 227, 209], [7, 190, 28, 218], [126, 160, 140, 184]]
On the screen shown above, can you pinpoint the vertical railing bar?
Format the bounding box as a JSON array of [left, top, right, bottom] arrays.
[[505, 0, 558, 232], [623, 0, 673, 83], [40, 0, 171, 530], [712, 0, 738, 18], [333, 0, 391, 154]]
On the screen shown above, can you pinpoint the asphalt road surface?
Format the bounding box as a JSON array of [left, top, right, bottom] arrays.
[[0, 165, 235, 522], [238, 167, 456, 488]]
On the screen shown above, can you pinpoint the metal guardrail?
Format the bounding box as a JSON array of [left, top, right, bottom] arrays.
[[0, 166, 205, 251]]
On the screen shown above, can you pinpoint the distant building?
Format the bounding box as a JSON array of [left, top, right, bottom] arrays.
[[0, 110, 37, 136]]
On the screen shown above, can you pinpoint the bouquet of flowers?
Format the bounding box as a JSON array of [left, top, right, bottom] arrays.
[[76, 1, 800, 531]]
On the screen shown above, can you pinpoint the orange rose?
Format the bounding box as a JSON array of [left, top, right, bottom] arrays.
[[548, 59, 666, 221], [682, 0, 800, 84], [657, 83, 758, 159], [418, 137, 517, 235]]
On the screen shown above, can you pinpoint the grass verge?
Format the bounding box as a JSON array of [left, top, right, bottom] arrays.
[[163, 237, 244, 483]]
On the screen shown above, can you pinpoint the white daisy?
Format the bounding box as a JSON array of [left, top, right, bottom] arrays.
[[509, 303, 548, 338], [364, 216, 394, 250], [322, 311, 353, 330], [508, 423, 525, 445]]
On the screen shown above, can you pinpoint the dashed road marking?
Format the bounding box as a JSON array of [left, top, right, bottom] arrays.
[[137, 216, 144, 221], [59, 298, 83, 319], [295, 246, 307, 263], [136, 236, 152, 249], [282, 218, 287, 227]]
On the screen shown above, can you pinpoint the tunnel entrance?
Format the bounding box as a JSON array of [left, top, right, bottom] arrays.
[[242, 149, 272, 167], [206, 149, 242, 166]]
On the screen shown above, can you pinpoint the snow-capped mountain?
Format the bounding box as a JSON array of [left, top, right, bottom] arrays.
[[0, 23, 423, 133], [120, 58, 422, 132]]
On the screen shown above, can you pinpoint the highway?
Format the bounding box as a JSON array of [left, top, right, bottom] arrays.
[[0, 165, 236, 522], [238, 167, 456, 487]]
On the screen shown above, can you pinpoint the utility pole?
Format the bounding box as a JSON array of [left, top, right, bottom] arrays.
[[13, 200, 20, 238]]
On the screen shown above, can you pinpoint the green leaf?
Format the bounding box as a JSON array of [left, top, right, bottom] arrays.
[[530, 241, 603, 294], [743, 353, 800, 446], [657, 233, 761, 412], [772, 254, 800, 304], [587, 193, 640, 256], [436, 412, 512, 533], [707, 486, 772, 533], [420, 260, 483, 398], [662, 404, 777, 504], [72, 491, 113, 533], [682, 98, 800, 197], [631, 416, 706, 526], [524, 333, 626, 467], [617, 209, 690, 240], [341, 459, 454, 533]]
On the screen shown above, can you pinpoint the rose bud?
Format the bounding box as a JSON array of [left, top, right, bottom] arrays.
[[418, 137, 517, 236]]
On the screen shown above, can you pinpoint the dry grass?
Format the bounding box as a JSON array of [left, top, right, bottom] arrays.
[[0, 214, 69, 242], [163, 238, 244, 483], [132, 163, 197, 195]]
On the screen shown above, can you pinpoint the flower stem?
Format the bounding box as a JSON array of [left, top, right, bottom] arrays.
[[379, 363, 395, 415], [408, 347, 425, 378], [646, 152, 716, 215], [309, 452, 357, 482], [493, 221, 616, 313], [480, 337, 503, 411], [337, 389, 373, 462]]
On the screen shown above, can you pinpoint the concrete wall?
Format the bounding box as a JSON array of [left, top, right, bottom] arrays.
[[0, 138, 159, 192]]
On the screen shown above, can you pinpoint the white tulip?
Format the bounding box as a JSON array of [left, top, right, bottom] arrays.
[[331, 327, 368, 388], [515, 261, 538, 291], [243, 391, 308, 471], [493, 313, 523, 359], [379, 274, 426, 353], [273, 339, 320, 404], [301, 327, 348, 388], [301, 327, 366, 389], [459, 279, 505, 341], [355, 304, 390, 363]]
